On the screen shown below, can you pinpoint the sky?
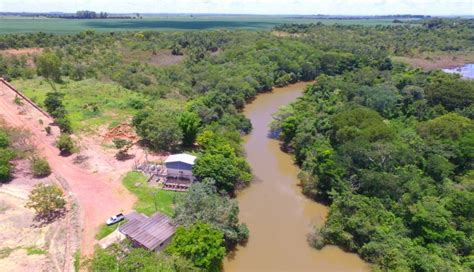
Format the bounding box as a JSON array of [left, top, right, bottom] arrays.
[[0, 0, 472, 16]]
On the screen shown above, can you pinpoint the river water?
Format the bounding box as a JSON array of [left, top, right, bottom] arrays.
[[223, 82, 369, 271], [442, 64, 474, 79]]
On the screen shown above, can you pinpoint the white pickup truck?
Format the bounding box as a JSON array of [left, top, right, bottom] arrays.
[[106, 213, 125, 226]]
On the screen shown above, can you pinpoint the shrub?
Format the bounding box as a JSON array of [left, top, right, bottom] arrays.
[[112, 138, 132, 160], [13, 96, 23, 106], [45, 126, 52, 135], [44, 92, 65, 117], [56, 134, 75, 155], [56, 117, 72, 134], [0, 148, 14, 182], [0, 131, 9, 148], [31, 157, 51, 177], [26, 183, 66, 218], [0, 164, 11, 182]]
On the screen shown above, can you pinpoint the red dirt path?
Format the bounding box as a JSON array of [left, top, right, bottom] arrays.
[[0, 80, 136, 256]]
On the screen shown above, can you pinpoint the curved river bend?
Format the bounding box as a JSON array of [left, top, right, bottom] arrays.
[[223, 82, 369, 272]]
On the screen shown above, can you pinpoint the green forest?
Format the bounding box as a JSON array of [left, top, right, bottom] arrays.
[[0, 18, 473, 271]]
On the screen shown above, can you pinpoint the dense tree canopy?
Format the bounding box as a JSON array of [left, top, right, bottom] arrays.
[[173, 181, 249, 246], [272, 61, 474, 270], [0, 17, 473, 271], [166, 223, 226, 272], [88, 241, 199, 272]]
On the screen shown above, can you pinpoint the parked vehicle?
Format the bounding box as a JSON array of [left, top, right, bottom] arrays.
[[106, 213, 124, 225]]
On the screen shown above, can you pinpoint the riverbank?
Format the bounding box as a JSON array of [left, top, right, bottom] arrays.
[[223, 82, 369, 271]]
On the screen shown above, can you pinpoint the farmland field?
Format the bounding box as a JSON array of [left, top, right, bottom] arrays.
[[0, 16, 405, 34]]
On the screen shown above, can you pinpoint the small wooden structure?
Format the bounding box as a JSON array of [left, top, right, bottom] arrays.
[[162, 178, 192, 192], [119, 212, 176, 251]]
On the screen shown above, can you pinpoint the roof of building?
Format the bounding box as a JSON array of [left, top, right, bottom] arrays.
[[164, 153, 197, 165], [119, 212, 176, 250], [125, 211, 148, 222]]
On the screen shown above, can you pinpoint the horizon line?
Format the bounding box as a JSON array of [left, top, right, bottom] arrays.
[[1, 11, 473, 17]]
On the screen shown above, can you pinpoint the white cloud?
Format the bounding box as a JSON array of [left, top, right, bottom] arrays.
[[0, 0, 472, 15]]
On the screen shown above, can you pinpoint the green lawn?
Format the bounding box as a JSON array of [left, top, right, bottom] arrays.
[[0, 16, 406, 34], [122, 171, 178, 216], [12, 77, 142, 133], [95, 220, 127, 240]]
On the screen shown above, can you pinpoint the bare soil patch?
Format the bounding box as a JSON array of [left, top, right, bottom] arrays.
[[103, 122, 138, 142], [0, 188, 68, 272], [393, 52, 474, 70], [0, 48, 43, 56], [148, 49, 184, 66], [271, 31, 304, 38], [0, 48, 43, 68], [121, 47, 183, 67], [0, 80, 136, 256]]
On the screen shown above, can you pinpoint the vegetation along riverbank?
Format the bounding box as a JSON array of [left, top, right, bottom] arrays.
[[0, 16, 473, 271]]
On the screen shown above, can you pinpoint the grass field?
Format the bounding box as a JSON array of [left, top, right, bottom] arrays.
[[12, 78, 142, 132], [122, 171, 178, 217], [0, 16, 404, 34], [95, 220, 127, 240]]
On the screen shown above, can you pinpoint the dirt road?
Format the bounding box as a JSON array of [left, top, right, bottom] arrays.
[[0, 80, 136, 256]]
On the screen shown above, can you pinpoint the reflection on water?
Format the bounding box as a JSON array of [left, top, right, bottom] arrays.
[[442, 64, 474, 79], [223, 82, 369, 272]]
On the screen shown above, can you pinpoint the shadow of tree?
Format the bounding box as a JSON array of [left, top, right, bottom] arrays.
[[31, 208, 67, 227], [115, 153, 136, 161]]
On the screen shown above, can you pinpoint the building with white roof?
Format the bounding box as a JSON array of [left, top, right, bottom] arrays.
[[164, 153, 196, 181]]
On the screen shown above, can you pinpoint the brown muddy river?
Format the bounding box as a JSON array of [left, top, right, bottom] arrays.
[[223, 82, 369, 272]]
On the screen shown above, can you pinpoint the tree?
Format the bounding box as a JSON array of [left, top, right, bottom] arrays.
[[193, 131, 251, 193], [88, 241, 198, 272], [171, 43, 183, 56], [425, 154, 454, 182], [167, 223, 226, 271], [0, 131, 14, 182], [31, 157, 52, 177], [26, 183, 66, 219], [43, 92, 73, 133], [409, 196, 462, 244], [56, 134, 75, 155], [44, 92, 65, 118], [418, 113, 473, 140], [36, 52, 61, 83], [178, 111, 200, 147], [133, 107, 183, 151], [173, 181, 249, 246], [112, 138, 133, 160], [193, 149, 251, 193]]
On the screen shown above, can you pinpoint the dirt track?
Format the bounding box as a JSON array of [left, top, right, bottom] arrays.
[[0, 80, 136, 256]]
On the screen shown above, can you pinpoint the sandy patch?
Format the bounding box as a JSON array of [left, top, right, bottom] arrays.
[[0, 192, 50, 272], [393, 52, 474, 70], [0, 48, 43, 56]]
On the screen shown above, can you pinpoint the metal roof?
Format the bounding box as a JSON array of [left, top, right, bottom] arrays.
[[164, 153, 197, 165], [119, 212, 176, 250], [125, 211, 147, 222]]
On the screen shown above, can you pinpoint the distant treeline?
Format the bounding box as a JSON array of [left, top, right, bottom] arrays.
[[0, 11, 140, 19], [286, 14, 431, 20]]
